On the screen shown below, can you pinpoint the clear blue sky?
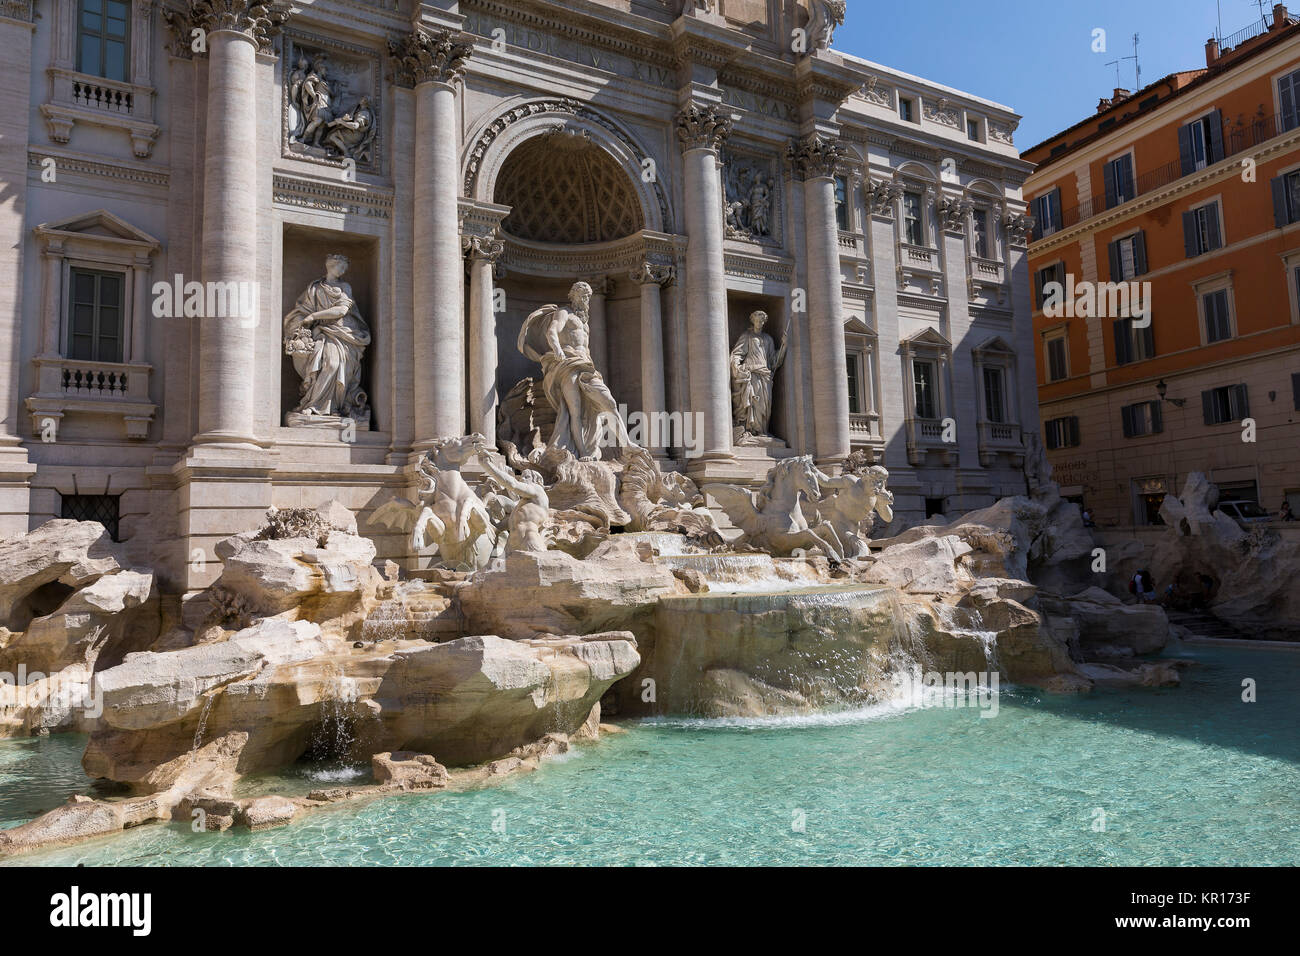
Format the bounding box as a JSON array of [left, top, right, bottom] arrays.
[[833, 0, 1277, 151]]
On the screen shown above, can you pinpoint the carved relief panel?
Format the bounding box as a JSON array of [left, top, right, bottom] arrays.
[[720, 147, 783, 248], [282, 32, 383, 175]]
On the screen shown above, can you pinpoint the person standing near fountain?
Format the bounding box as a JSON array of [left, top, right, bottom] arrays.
[[518, 281, 632, 461], [730, 309, 788, 444]]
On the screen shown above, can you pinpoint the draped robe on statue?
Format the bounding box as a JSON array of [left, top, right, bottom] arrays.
[[518, 304, 630, 460], [730, 328, 782, 439], [283, 278, 372, 424]]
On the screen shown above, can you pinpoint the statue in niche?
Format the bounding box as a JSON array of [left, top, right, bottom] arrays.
[[283, 254, 371, 428], [749, 176, 774, 236], [730, 309, 789, 445], [517, 281, 632, 462]]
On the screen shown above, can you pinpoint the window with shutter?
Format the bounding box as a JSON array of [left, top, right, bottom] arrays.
[[1292, 372, 1300, 410], [1114, 318, 1132, 365], [1280, 69, 1300, 132]]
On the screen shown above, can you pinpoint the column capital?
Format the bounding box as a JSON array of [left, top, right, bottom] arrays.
[[188, 1, 291, 53], [630, 262, 675, 287], [866, 178, 904, 219], [787, 132, 846, 180], [388, 27, 474, 88], [462, 231, 504, 264], [676, 103, 733, 152]]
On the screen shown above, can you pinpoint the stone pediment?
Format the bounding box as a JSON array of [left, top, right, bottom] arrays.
[[901, 327, 951, 349], [973, 334, 1015, 356], [34, 209, 160, 250]]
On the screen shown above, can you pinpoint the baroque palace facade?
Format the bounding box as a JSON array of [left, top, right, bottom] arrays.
[[0, 0, 1036, 589]]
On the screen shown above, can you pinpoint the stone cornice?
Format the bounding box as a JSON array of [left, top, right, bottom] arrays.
[[189, 0, 292, 52], [272, 174, 393, 219], [388, 27, 474, 87], [465, 0, 677, 70]]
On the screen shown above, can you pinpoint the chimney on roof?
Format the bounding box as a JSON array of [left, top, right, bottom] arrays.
[[1206, 36, 1220, 65], [1273, 4, 1290, 28], [1113, 88, 1131, 103], [1097, 97, 1112, 113]]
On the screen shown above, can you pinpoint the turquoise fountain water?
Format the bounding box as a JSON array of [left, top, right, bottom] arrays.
[[2, 643, 1297, 866]]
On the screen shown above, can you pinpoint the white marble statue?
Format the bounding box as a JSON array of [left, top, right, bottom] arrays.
[[812, 465, 894, 560], [704, 456, 845, 561], [518, 281, 632, 461], [283, 254, 371, 427], [808, 0, 847, 51], [324, 96, 376, 164], [372, 435, 498, 571], [477, 442, 551, 554], [730, 310, 789, 444]]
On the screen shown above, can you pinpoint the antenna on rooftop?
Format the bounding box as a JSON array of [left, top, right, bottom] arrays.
[[1108, 34, 1141, 93]]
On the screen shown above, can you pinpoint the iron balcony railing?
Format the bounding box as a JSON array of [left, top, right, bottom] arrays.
[[1053, 111, 1290, 231]]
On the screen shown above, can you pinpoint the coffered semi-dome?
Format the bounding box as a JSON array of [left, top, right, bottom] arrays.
[[494, 132, 644, 245]]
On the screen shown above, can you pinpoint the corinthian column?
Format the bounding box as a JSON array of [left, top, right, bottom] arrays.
[[631, 262, 672, 459], [676, 103, 733, 462], [463, 231, 504, 440], [790, 132, 851, 463], [192, 0, 290, 448], [390, 28, 473, 446]]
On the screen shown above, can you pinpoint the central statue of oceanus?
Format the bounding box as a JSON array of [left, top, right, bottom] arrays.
[[518, 281, 631, 462]]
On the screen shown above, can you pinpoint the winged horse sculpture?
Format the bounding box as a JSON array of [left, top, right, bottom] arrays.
[[703, 456, 846, 562]]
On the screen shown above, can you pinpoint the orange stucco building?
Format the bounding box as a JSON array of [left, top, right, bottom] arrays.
[[1023, 5, 1300, 526]]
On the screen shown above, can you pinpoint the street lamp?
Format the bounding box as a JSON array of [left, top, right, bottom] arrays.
[[1156, 379, 1186, 407]]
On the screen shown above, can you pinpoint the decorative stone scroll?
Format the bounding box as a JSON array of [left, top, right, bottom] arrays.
[[189, 0, 292, 52], [676, 103, 733, 152], [387, 27, 473, 88]]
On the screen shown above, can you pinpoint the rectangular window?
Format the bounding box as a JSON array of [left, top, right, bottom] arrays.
[[982, 367, 1006, 423], [61, 493, 121, 542], [972, 208, 990, 258], [1105, 153, 1136, 208], [1271, 169, 1300, 227], [1035, 262, 1064, 310], [1108, 231, 1147, 280], [967, 119, 980, 142], [1179, 112, 1224, 175], [1113, 318, 1155, 365], [1032, 189, 1061, 238], [846, 351, 862, 415], [1280, 68, 1300, 132], [1183, 202, 1223, 257], [899, 98, 915, 122], [67, 267, 125, 363], [1293, 372, 1300, 411], [1044, 333, 1068, 383], [1044, 416, 1080, 450], [912, 359, 938, 419], [77, 0, 130, 82], [834, 175, 849, 231], [1202, 384, 1250, 425], [1121, 401, 1163, 438], [1202, 289, 1232, 343], [903, 191, 925, 246]]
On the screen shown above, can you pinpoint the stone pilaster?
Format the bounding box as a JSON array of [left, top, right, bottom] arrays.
[[677, 103, 733, 463], [463, 231, 504, 441], [631, 262, 673, 458], [390, 27, 474, 446], [790, 132, 851, 464]]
